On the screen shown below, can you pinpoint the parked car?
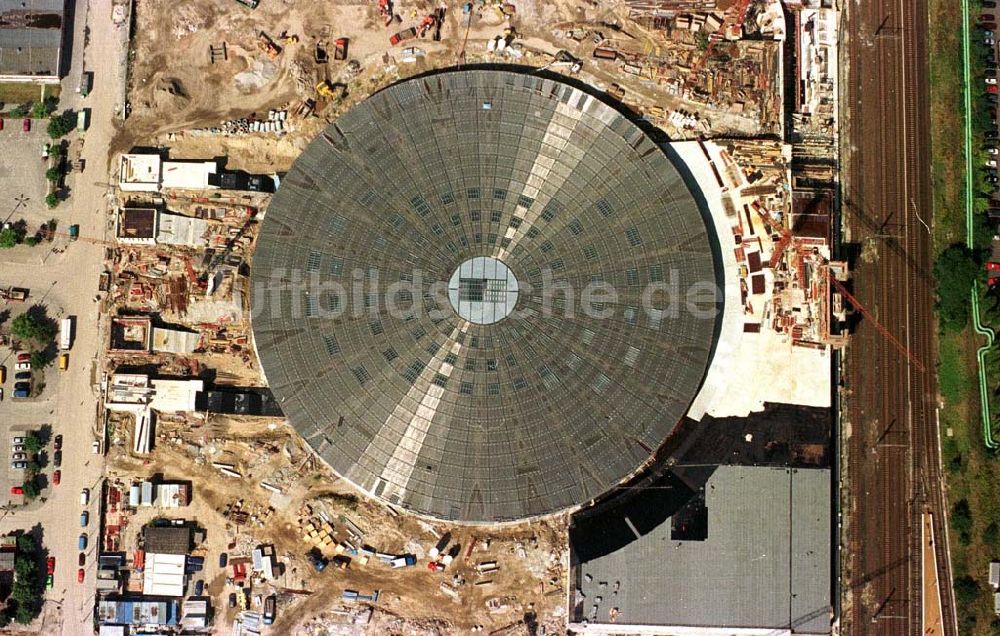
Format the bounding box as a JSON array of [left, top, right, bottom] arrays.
[[228, 593, 237, 608], [80, 488, 89, 505], [41, 143, 49, 160], [46, 574, 53, 589], [78, 553, 85, 567], [14, 363, 30, 371], [219, 552, 228, 568], [77, 568, 84, 583], [194, 580, 204, 596], [78, 534, 87, 550], [13, 372, 30, 381], [21, 118, 29, 133], [986, 0, 997, 8], [79, 511, 88, 527], [988, 68, 998, 77], [11, 445, 24, 453], [16, 353, 29, 363], [10, 462, 25, 470], [11, 437, 24, 445], [13, 382, 29, 392], [46, 557, 55, 575], [52, 470, 60, 486], [986, 37, 996, 46], [9, 486, 23, 496], [11, 453, 26, 462], [0, 366, 6, 383], [53, 451, 61, 467], [10, 389, 26, 399], [988, 77, 998, 85], [92, 441, 101, 454], [53, 435, 62, 451]]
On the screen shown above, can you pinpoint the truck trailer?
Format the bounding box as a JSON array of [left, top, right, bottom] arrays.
[[59, 317, 73, 350]]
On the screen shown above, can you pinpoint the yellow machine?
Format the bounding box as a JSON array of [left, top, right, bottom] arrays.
[[316, 80, 341, 99]]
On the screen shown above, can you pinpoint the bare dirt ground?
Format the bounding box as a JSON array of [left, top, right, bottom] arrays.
[[120, 0, 771, 157], [107, 413, 568, 634]]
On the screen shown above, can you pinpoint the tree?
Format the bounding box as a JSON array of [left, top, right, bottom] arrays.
[[23, 236, 38, 247], [46, 112, 75, 139], [44, 167, 61, 182], [0, 228, 16, 248], [22, 433, 42, 454], [10, 313, 56, 343], [45, 193, 58, 209], [952, 499, 974, 545], [986, 521, 1000, 546], [934, 244, 981, 331], [28, 351, 47, 368], [955, 575, 980, 605], [21, 480, 39, 500], [9, 104, 28, 117]]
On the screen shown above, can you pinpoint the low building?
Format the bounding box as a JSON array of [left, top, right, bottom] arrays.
[[161, 160, 218, 190], [119, 154, 162, 192], [0, 0, 65, 82], [116, 207, 159, 245], [569, 465, 832, 635], [181, 599, 209, 628], [156, 212, 210, 247], [109, 317, 153, 353], [252, 544, 276, 580], [97, 597, 179, 626], [144, 526, 192, 555], [142, 553, 186, 597], [152, 327, 200, 355]]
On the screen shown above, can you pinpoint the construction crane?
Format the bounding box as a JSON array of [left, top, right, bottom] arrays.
[[826, 270, 926, 373], [684, 0, 752, 87], [753, 205, 792, 268], [457, 2, 472, 62]]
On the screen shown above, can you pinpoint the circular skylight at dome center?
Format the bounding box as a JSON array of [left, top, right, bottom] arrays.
[[447, 256, 519, 325]]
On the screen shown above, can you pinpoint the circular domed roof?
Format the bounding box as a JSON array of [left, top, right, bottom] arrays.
[[251, 69, 719, 523]]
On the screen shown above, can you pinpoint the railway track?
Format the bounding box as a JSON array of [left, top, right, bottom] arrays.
[[842, 0, 954, 634]]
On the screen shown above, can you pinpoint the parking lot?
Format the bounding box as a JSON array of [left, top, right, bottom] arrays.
[[0, 121, 55, 232]]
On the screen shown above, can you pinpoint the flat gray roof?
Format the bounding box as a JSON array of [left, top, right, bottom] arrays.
[[251, 69, 720, 523], [571, 466, 832, 634], [0, 0, 64, 78]]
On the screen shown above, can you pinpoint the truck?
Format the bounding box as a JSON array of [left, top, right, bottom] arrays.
[[76, 109, 88, 133], [307, 550, 327, 572], [389, 27, 417, 46], [59, 317, 73, 351], [389, 554, 416, 569], [78, 71, 91, 97], [1, 287, 28, 303], [263, 595, 276, 625]]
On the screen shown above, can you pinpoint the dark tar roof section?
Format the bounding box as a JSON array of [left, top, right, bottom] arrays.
[[121, 208, 157, 239], [0, 0, 64, 79], [571, 465, 832, 634], [143, 526, 191, 555]]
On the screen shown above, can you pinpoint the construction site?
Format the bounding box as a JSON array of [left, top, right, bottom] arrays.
[[82, 0, 855, 634]]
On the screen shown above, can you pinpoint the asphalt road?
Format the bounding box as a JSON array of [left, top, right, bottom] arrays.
[[0, 0, 125, 632], [842, 0, 956, 634]]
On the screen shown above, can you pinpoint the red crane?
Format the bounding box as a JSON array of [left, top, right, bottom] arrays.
[[684, 0, 753, 86], [826, 271, 926, 373]]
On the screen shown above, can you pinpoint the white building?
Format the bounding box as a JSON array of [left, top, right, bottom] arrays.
[[119, 154, 162, 192]]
